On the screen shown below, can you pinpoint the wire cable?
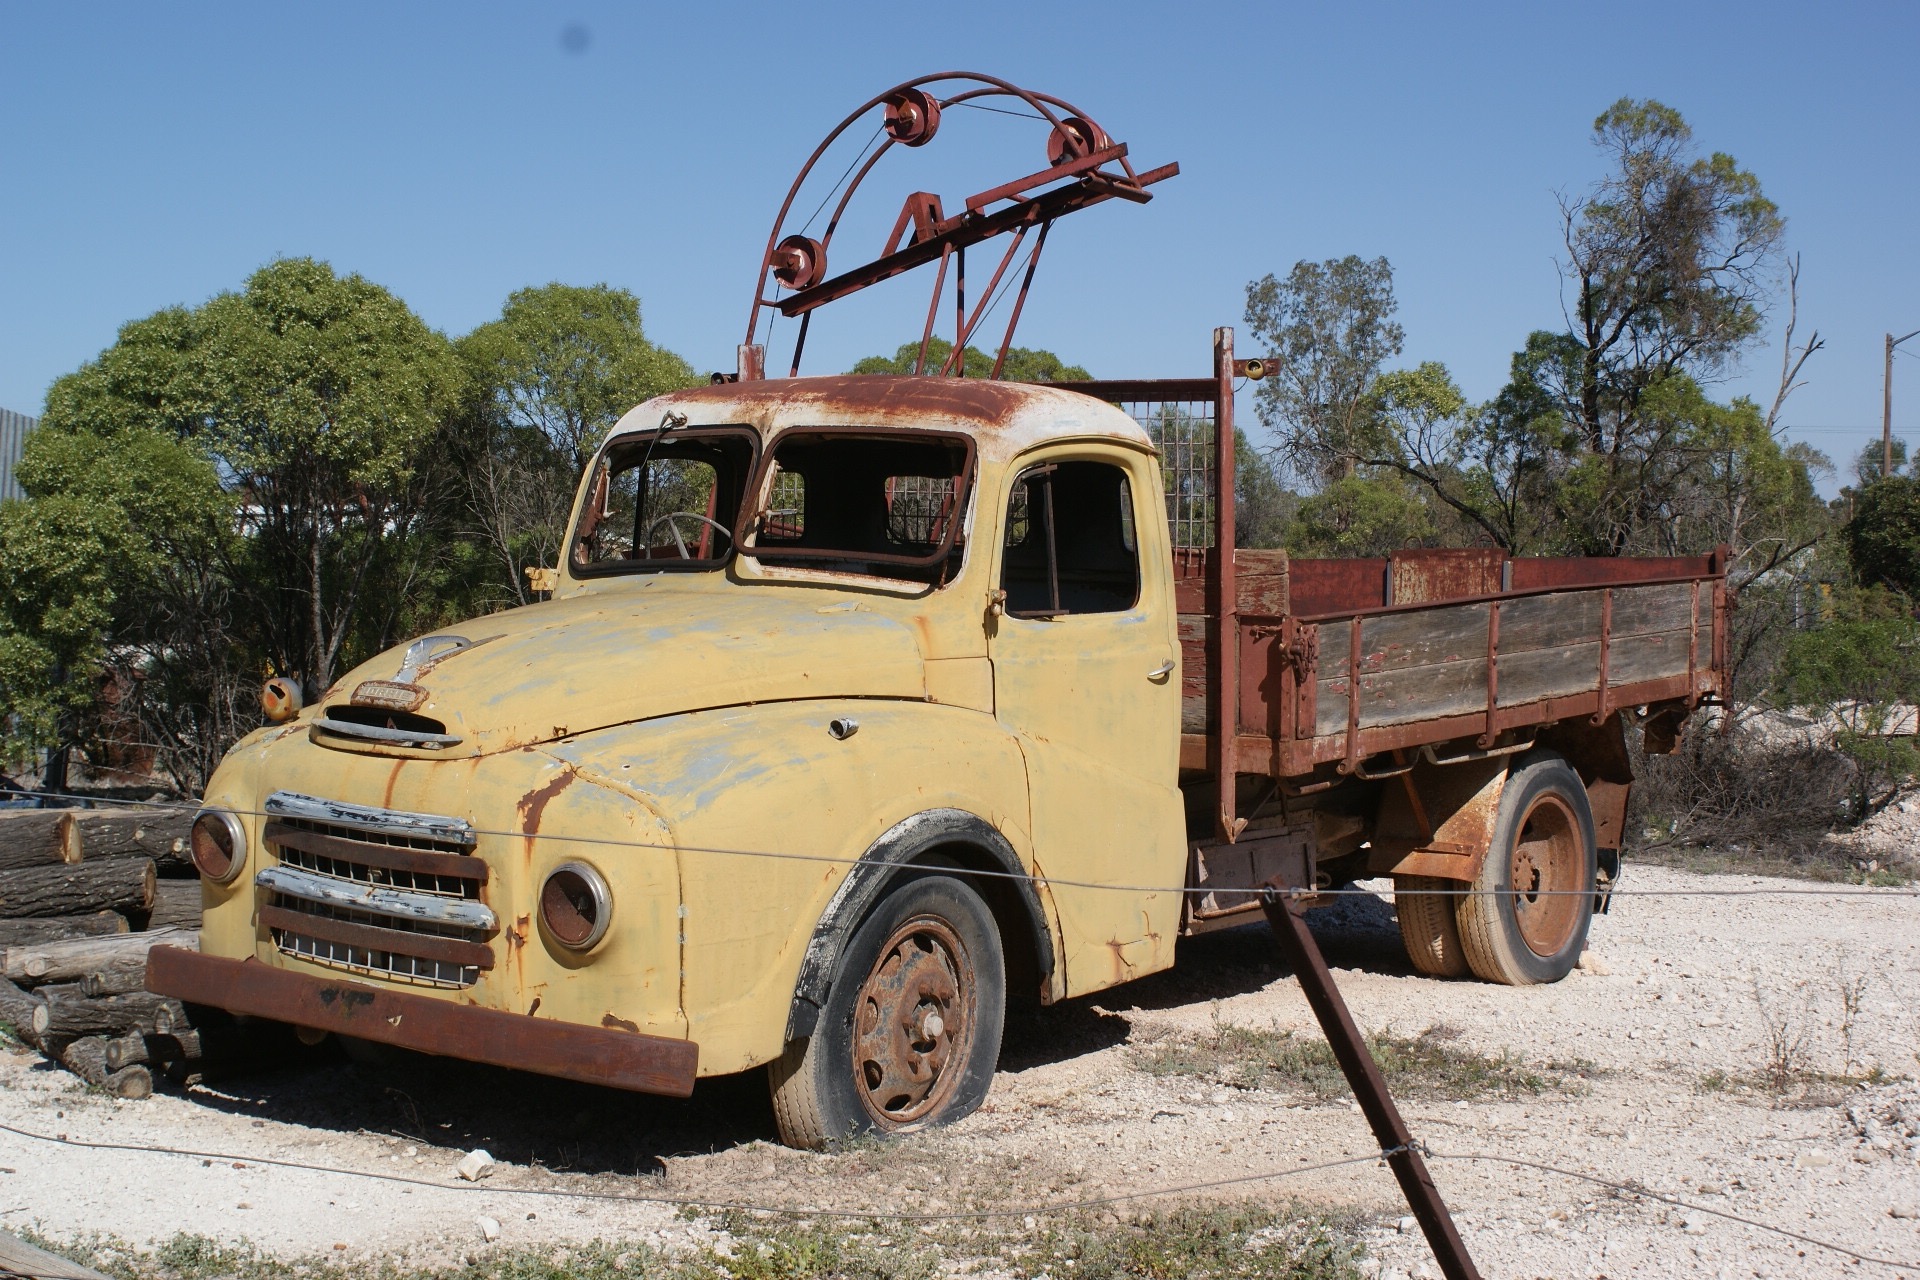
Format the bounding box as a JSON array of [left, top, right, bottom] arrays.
[[3, 788, 1913, 902], [1428, 1148, 1920, 1272], [797, 123, 884, 238], [0, 1118, 1396, 1223], [941, 99, 1047, 123]]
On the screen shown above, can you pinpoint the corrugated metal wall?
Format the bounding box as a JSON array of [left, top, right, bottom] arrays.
[[0, 407, 37, 501]]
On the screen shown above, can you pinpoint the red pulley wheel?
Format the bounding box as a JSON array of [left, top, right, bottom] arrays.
[[882, 87, 942, 147]]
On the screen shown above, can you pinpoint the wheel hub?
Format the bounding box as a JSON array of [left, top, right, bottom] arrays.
[[1508, 794, 1583, 958], [853, 915, 974, 1125]]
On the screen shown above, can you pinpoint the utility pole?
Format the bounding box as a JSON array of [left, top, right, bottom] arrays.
[[1885, 328, 1920, 480]]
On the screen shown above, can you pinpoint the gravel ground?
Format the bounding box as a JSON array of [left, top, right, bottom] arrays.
[[3, 862, 1917, 1278]]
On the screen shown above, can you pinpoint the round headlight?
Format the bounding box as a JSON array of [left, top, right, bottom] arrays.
[[189, 808, 247, 884], [540, 861, 612, 951]]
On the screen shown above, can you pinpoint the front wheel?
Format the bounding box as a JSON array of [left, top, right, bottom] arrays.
[[769, 874, 1005, 1149], [1456, 752, 1597, 985]]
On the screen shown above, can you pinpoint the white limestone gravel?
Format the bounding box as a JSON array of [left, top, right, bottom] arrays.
[[1, 861, 1916, 1277]]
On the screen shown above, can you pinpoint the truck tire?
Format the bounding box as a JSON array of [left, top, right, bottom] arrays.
[[768, 874, 1005, 1150], [1457, 752, 1597, 986], [1394, 875, 1470, 977]]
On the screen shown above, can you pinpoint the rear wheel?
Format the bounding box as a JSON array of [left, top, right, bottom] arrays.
[[769, 874, 1005, 1149], [1457, 753, 1597, 985], [1394, 874, 1469, 977]]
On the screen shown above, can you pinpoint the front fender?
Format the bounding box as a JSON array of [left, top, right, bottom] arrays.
[[783, 807, 1055, 1041], [541, 697, 1037, 1074]]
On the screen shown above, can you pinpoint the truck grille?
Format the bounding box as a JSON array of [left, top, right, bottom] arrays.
[[258, 791, 495, 990]]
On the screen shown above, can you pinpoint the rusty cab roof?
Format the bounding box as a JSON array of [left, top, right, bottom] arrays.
[[609, 375, 1155, 463]]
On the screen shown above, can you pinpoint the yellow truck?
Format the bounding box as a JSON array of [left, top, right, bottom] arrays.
[[149, 353, 1725, 1148], [149, 75, 1728, 1149]]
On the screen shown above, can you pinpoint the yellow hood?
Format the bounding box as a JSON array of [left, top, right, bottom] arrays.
[[313, 580, 930, 758]]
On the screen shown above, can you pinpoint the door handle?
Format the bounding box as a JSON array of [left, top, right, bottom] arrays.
[[1147, 658, 1176, 681]]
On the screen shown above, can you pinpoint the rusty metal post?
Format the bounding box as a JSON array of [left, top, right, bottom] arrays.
[[1213, 327, 1240, 841], [1260, 888, 1483, 1280]]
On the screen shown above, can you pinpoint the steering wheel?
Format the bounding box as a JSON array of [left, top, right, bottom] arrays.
[[643, 511, 732, 559]]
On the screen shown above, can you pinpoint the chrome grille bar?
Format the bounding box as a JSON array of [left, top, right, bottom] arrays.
[[256, 865, 496, 930], [266, 791, 476, 846]]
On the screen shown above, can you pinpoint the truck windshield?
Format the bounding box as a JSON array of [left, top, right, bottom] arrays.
[[741, 431, 974, 587], [571, 427, 758, 573]]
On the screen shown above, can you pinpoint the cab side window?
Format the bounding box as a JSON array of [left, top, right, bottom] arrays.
[[1001, 461, 1140, 617]]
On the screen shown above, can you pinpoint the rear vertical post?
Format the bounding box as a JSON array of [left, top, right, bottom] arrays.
[[1213, 328, 1240, 841]]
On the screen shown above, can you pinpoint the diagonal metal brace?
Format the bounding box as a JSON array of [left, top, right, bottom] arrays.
[[1260, 883, 1483, 1280]]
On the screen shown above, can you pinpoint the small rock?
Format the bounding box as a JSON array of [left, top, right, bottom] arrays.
[[1396, 1215, 1417, 1233], [1793, 1151, 1835, 1170], [456, 1149, 497, 1181], [1890, 1204, 1920, 1220], [1576, 951, 1611, 976], [1681, 1212, 1707, 1236], [476, 1216, 500, 1243]]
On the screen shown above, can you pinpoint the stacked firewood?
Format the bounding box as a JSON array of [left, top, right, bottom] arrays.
[[0, 806, 207, 1097]]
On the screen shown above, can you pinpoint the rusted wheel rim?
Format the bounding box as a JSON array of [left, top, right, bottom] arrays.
[[1507, 793, 1584, 958], [852, 914, 975, 1126]]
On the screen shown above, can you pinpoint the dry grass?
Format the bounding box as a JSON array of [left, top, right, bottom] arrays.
[[19, 1202, 1369, 1280], [1132, 1017, 1596, 1102]]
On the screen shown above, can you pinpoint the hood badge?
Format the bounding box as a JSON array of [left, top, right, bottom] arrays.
[[351, 680, 428, 713], [349, 635, 474, 713]]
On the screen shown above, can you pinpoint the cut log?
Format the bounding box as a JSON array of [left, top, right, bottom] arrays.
[[79, 962, 150, 997], [0, 809, 80, 871], [0, 858, 154, 919], [0, 976, 43, 1048], [31, 988, 182, 1040], [2, 926, 196, 985], [131, 879, 203, 931], [0, 1226, 117, 1280], [0, 912, 127, 947], [103, 1030, 151, 1072], [68, 808, 194, 874], [56, 1034, 153, 1099]]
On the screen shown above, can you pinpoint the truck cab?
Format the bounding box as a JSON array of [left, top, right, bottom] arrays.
[[155, 375, 1197, 1147]]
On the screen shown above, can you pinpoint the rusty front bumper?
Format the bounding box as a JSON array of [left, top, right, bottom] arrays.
[[146, 947, 698, 1097]]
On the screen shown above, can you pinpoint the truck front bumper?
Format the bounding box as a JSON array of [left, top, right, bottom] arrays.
[[146, 947, 699, 1097]]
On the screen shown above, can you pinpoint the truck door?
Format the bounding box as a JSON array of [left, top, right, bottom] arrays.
[[987, 447, 1186, 994]]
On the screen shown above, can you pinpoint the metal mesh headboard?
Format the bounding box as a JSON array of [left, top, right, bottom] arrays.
[[1099, 397, 1218, 551]]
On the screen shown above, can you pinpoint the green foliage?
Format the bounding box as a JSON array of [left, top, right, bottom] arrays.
[[1846, 476, 1920, 598], [35, 257, 464, 700], [1245, 256, 1402, 485], [0, 423, 236, 776], [1853, 437, 1909, 486], [460, 283, 698, 474], [849, 336, 1090, 382], [1777, 593, 1920, 818], [456, 283, 698, 604], [1284, 473, 1435, 557]]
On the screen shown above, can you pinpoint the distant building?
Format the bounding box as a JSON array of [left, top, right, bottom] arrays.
[[0, 407, 36, 501]]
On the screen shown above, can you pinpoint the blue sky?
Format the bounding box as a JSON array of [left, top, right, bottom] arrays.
[[4, 3, 1917, 488]]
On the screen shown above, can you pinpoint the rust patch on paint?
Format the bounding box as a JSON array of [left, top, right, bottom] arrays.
[[517, 767, 577, 855], [601, 1012, 640, 1034]]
